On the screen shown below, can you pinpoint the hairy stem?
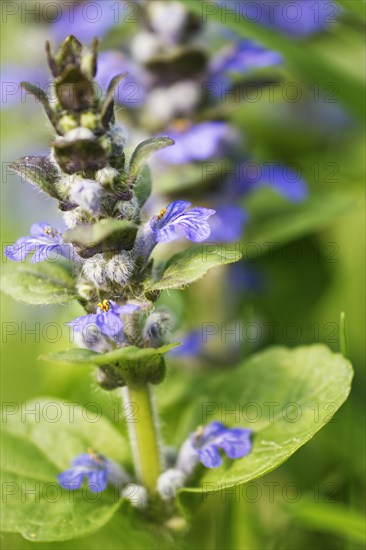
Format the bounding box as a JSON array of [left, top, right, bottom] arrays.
[[123, 384, 163, 492]]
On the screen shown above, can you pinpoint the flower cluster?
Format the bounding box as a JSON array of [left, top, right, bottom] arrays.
[[59, 422, 252, 500], [4, 33, 252, 516]]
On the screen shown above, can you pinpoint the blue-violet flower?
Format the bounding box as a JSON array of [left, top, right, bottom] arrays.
[[69, 300, 139, 344], [133, 200, 215, 260], [177, 421, 252, 471], [4, 222, 78, 263], [58, 449, 129, 493]]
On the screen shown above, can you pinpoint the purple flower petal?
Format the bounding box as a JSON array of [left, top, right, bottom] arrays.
[[210, 39, 282, 76], [51, 1, 119, 43], [158, 122, 232, 164], [96, 310, 124, 338], [216, 428, 252, 459], [151, 201, 215, 244], [58, 469, 84, 490], [197, 444, 223, 468], [215, 0, 338, 37], [87, 469, 108, 493], [58, 451, 128, 493], [209, 206, 248, 242]]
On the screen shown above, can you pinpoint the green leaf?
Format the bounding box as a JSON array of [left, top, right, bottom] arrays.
[[100, 72, 127, 127], [1, 261, 76, 305], [91, 343, 179, 366], [63, 219, 138, 257], [288, 499, 366, 544], [21, 82, 56, 127], [337, 0, 366, 22], [41, 344, 180, 385], [177, 345, 352, 506], [40, 347, 100, 366], [134, 165, 152, 207], [126, 137, 174, 188], [10, 156, 63, 202], [41, 343, 179, 367], [244, 191, 357, 257], [144, 246, 242, 291], [1, 399, 128, 541], [339, 311, 348, 358]]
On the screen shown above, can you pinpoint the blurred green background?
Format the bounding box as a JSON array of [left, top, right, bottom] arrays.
[[1, 1, 365, 548]]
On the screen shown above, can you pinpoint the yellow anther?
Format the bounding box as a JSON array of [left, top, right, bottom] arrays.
[[157, 207, 167, 221], [97, 299, 110, 312], [173, 118, 190, 132], [87, 448, 102, 462], [193, 425, 204, 444], [44, 226, 56, 237]]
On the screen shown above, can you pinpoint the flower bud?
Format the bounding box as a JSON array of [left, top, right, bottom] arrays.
[[76, 279, 97, 302], [82, 254, 108, 288], [143, 310, 174, 348], [95, 167, 119, 187], [73, 325, 113, 354], [63, 207, 91, 228], [157, 469, 186, 501], [117, 196, 140, 222], [80, 112, 98, 130], [58, 114, 78, 134], [104, 252, 135, 285], [69, 178, 102, 214], [121, 484, 148, 509]]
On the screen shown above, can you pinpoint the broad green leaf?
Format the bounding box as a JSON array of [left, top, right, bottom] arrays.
[[244, 191, 356, 256], [177, 345, 352, 505], [41, 343, 179, 367], [1, 399, 129, 541], [144, 246, 242, 291], [126, 137, 174, 188], [63, 219, 138, 257], [134, 165, 152, 207], [1, 261, 76, 305], [288, 499, 366, 544], [1, 513, 171, 550]]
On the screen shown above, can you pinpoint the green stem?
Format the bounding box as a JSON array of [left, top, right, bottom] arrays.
[[123, 384, 163, 493]]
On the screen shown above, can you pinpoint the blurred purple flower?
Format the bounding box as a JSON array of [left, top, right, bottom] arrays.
[[210, 39, 282, 76], [216, 0, 339, 37], [158, 121, 234, 164], [58, 450, 129, 493], [96, 50, 148, 107], [169, 330, 204, 358], [230, 162, 308, 202], [51, 0, 121, 43], [209, 205, 248, 242], [177, 421, 252, 471], [228, 262, 267, 294], [1, 65, 49, 109]]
